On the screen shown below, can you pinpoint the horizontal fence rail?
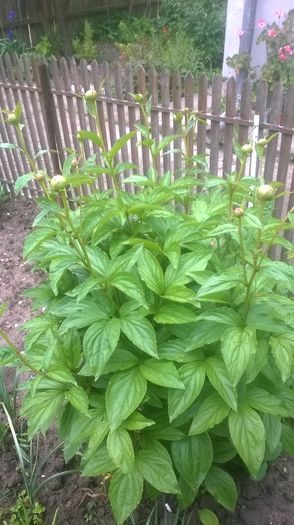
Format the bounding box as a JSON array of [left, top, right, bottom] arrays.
[[0, 54, 293, 231]]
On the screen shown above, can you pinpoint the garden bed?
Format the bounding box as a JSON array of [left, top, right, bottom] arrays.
[[0, 198, 293, 525]]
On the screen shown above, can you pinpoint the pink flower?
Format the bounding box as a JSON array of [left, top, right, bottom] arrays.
[[267, 28, 277, 37], [234, 28, 245, 37], [257, 19, 266, 29], [279, 52, 287, 61], [274, 9, 285, 19], [284, 44, 293, 55]]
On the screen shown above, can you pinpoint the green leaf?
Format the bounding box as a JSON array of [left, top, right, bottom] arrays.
[[56, 298, 109, 332], [154, 304, 197, 324], [65, 386, 89, 416], [136, 441, 179, 494], [198, 308, 242, 326], [23, 228, 55, 259], [171, 434, 213, 491], [168, 361, 206, 421], [123, 175, 151, 185], [83, 419, 110, 461], [120, 315, 157, 358], [107, 427, 135, 474], [82, 445, 115, 476], [0, 347, 19, 366], [245, 386, 286, 416], [123, 412, 155, 430], [110, 272, 148, 308], [155, 134, 179, 154], [245, 339, 269, 383], [15, 172, 34, 193], [199, 509, 219, 525], [221, 327, 257, 386], [140, 358, 185, 389], [0, 142, 19, 149], [262, 415, 282, 453], [206, 358, 237, 410], [102, 348, 139, 374], [109, 469, 143, 524], [205, 466, 237, 512], [83, 318, 121, 378], [197, 268, 242, 300], [137, 249, 164, 295], [281, 423, 294, 455], [189, 393, 230, 435], [106, 367, 147, 430], [229, 406, 265, 476], [269, 334, 293, 382], [163, 284, 196, 303], [108, 131, 136, 160], [21, 391, 64, 437], [76, 130, 103, 148]]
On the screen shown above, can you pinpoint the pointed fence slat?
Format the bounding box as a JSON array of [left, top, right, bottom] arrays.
[[209, 75, 223, 175], [223, 77, 236, 175], [0, 56, 293, 229], [160, 69, 171, 173], [264, 83, 283, 182], [196, 74, 208, 158]]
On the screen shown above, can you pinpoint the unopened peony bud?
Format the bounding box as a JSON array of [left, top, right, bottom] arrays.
[[233, 207, 244, 217], [84, 88, 97, 101], [241, 144, 253, 155], [257, 184, 275, 201], [35, 170, 47, 181], [50, 175, 67, 191]]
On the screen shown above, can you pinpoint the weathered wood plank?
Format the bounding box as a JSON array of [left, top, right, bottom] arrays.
[[209, 75, 222, 175], [223, 77, 236, 175]]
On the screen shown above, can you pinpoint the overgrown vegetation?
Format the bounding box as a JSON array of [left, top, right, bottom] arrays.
[[0, 91, 293, 524]]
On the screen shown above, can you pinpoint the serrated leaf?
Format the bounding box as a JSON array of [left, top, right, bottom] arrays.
[[189, 392, 230, 435], [205, 466, 237, 512], [140, 358, 184, 389], [120, 315, 157, 357], [154, 304, 197, 324], [206, 358, 237, 410], [245, 386, 286, 416], [269, 334, 293, 382], [82, 445, 115, 476], [171, 434, 213, 491], [106, 367, 147, 429], [107, 427, 135, 474], [221, 327, 257, 386], [83, 318, 120, 378], [229, 406, 265, 476], [123, 412, 155, 430], [262, 415, 282, 453], [108, 131, 136, 160], [110, 271, 148, 308], [76, 130, 103, 148], [137, 249, 164, 295], [65, 386, 89, 416], [168, 361, 206, 421], [136, 441, 179, 494], [109, 469, 143, 524], [15, 172, 34, 193]]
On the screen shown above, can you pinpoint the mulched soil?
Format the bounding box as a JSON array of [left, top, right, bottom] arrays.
[[0, 197, 293, 525]]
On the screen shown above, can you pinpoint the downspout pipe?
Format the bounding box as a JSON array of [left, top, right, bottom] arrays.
[[236, 0, 258, 99]]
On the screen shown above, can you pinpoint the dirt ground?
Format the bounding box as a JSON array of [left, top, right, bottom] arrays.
[[0, 197, 293, 525]]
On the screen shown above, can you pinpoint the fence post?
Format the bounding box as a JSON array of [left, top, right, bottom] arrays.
[[36, 62, 60, 173]]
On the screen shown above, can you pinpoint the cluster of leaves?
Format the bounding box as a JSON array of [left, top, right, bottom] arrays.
[[1, 93, 294, 525], [257, 9, 294, 87], [72, 20, 97, 61]]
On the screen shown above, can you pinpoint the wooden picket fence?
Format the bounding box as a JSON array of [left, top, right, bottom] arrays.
[[0, 54, 293, 223]]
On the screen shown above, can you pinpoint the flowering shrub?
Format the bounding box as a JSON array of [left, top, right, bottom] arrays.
[[1, 97, 294, 524], [257, 9, 294, 87]]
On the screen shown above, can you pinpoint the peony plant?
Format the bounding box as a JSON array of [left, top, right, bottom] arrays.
[[0, 95, 294, 524]]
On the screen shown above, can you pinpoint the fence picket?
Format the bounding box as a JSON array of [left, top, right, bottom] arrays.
[[223, 77, 236, 175], [0, 56, 292, 230]]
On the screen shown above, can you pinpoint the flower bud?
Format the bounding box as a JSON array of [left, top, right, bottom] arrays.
[[257, 138, 267, 146], [71, 158, 79, 168], [233, 207, 244, 217], [7, 112, 19, 126], [174, 112, 183, 123], [257, 184, 275, 201], [34, 170, 47, 181], [76, 131, 83, 142], [84, 88, 97, 101], [133, 93, 144, 103], [241, 144, 253, 155], [50, 175, 67, 191]]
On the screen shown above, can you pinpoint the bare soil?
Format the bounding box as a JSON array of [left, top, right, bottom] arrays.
[[0, 198, 293, 525]]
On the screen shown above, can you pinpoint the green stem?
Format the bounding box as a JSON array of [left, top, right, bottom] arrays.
[[238, 217, 248, 286], [16, 125, 36, 173], [0, 329, 46, 377]]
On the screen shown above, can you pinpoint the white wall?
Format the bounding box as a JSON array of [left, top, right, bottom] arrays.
[[223, 0, 293, 77], [222, 0, 245, 77], [251, 0, 293, 77]]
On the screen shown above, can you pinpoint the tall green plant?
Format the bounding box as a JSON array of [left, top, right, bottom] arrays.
[[0, 92, 293, 524]]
